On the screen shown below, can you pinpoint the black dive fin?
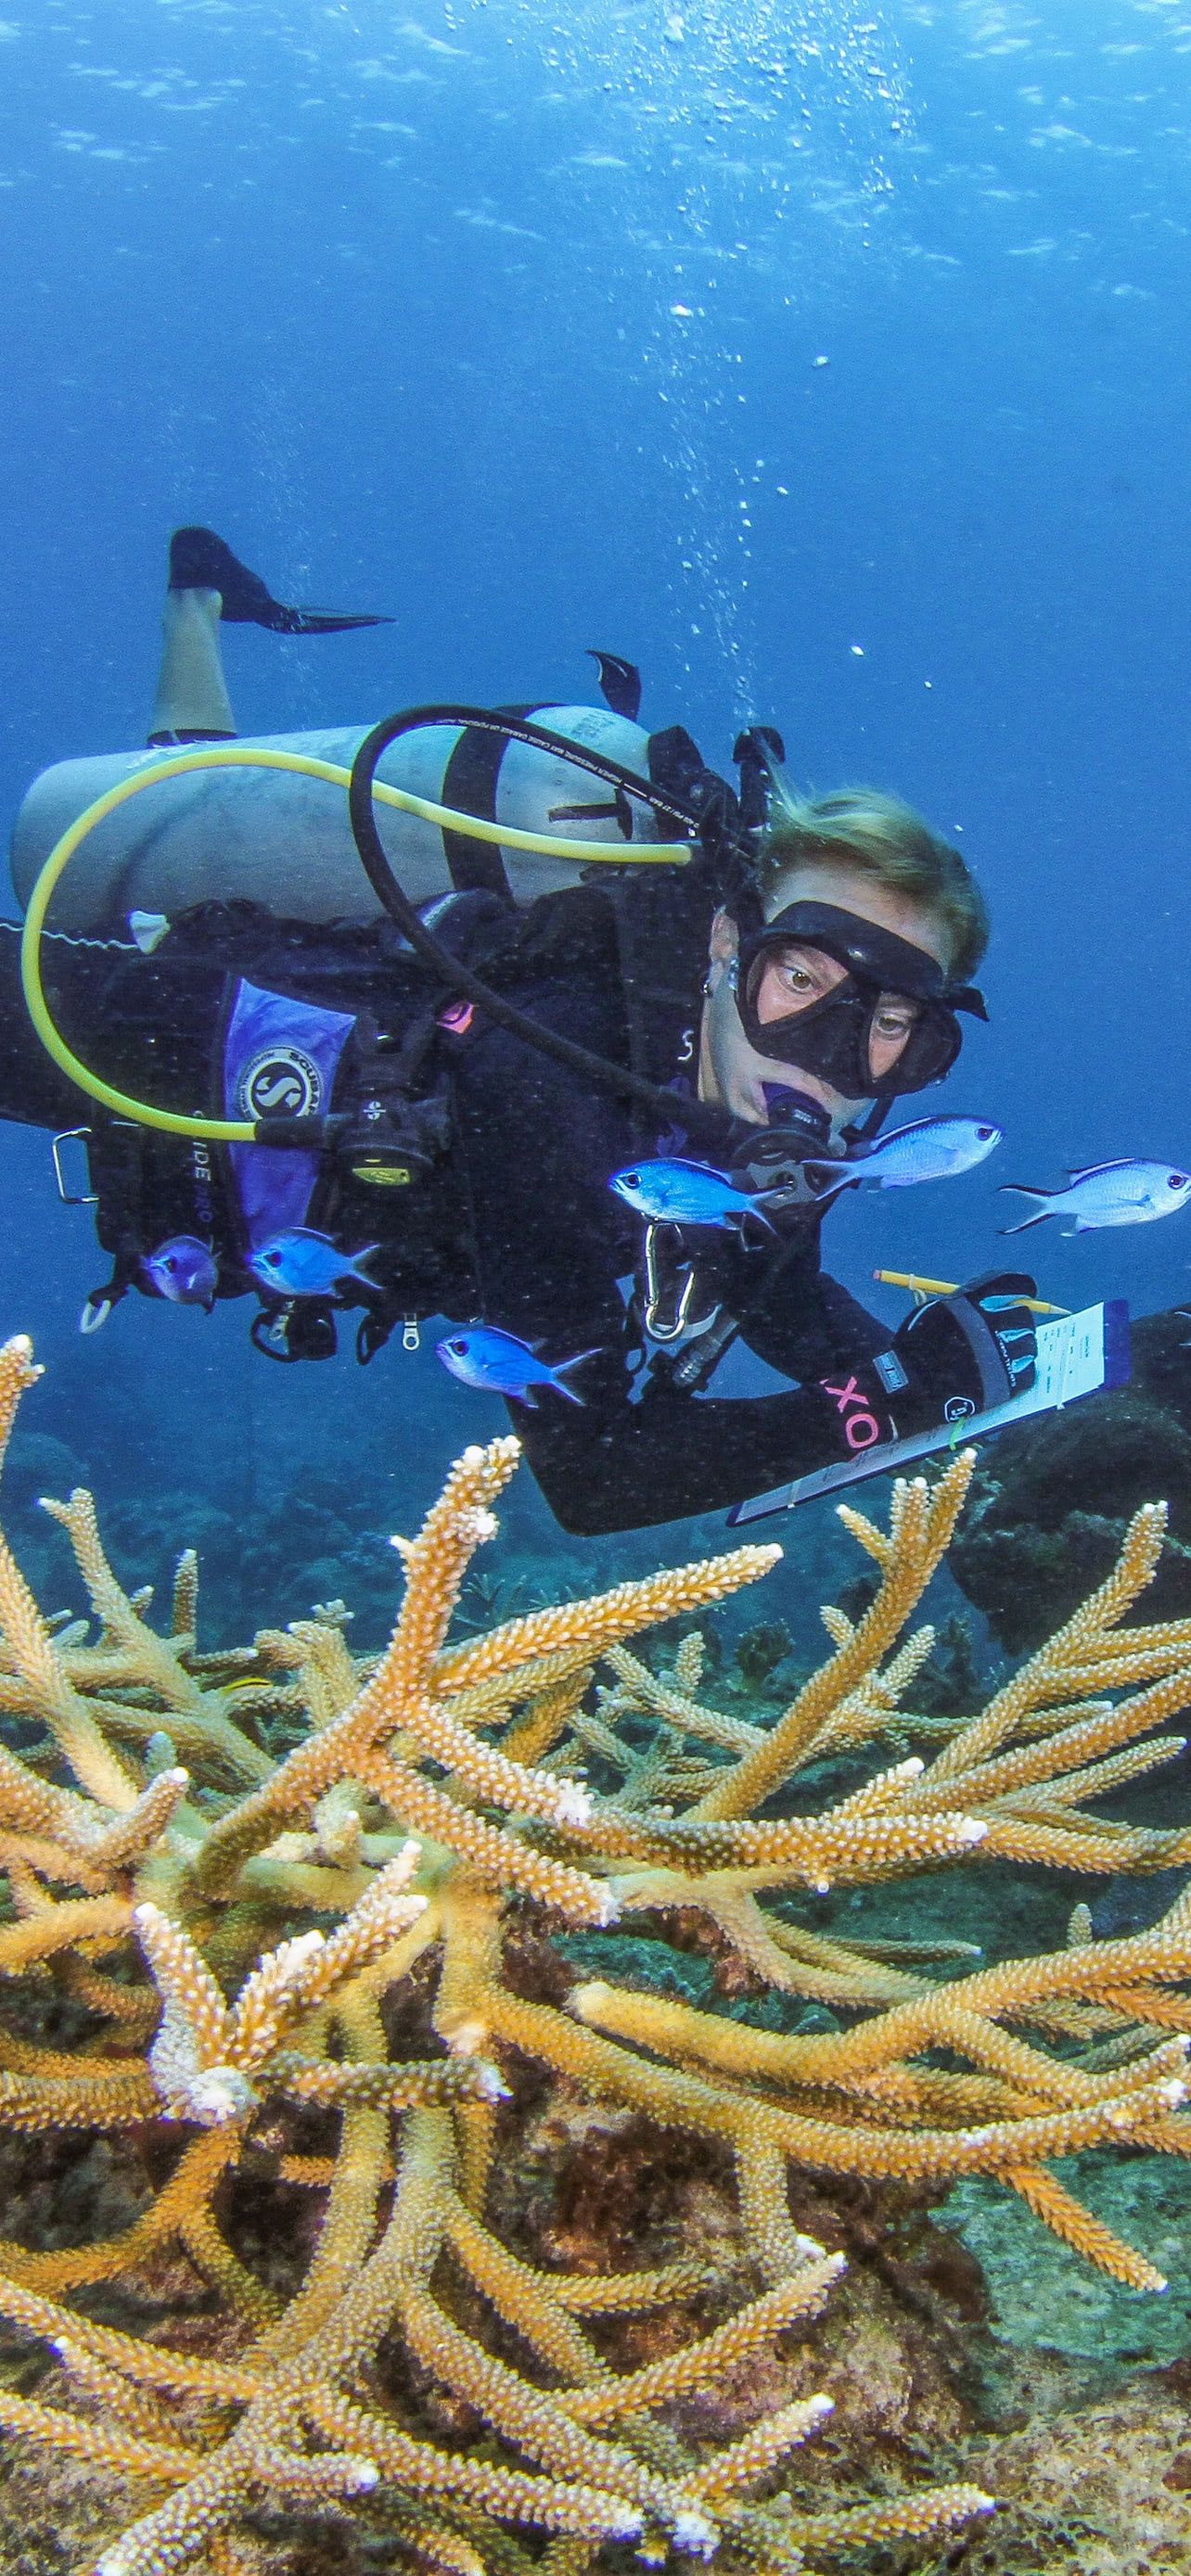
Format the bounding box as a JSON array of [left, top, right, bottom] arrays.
[[263, 604, 393, 635], [587, 649, 642, 722], [733, 724, 787, 833], [169, 528, 392, 633]]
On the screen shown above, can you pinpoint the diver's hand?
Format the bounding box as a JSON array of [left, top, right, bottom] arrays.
[[961, 1272, 1039, 1393], [890, 1271, 1038, 1427]]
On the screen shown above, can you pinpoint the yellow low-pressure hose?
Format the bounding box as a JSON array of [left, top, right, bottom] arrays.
[[19, 744, 692, 1142]]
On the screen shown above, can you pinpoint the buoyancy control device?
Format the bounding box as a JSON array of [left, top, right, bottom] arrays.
[[12, 688, 766, 1360]]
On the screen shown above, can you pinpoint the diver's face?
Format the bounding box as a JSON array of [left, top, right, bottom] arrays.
[[697, 862, 954, 1133]]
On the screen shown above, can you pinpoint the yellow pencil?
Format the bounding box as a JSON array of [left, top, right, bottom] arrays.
[[873, 1269, 1069, 1317]]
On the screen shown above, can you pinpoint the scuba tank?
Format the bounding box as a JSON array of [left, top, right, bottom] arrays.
[[8, 705, 667, 934]]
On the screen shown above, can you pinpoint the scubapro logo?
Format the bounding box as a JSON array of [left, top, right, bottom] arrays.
[[237, 1046, 322, 1122]]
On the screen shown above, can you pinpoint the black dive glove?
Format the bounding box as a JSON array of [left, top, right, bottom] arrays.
[[891, 1272, 1038, 1426], [805, 1275, 1038, 1462]]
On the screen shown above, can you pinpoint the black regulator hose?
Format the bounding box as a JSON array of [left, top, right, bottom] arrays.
[[347, 706, 736, 1146]]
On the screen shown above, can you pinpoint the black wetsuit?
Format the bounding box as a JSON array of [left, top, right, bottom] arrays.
[[0, 893, 936, 1537], [450, 971, 891, 1532]]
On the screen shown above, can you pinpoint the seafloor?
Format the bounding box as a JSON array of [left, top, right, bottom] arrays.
[[5, 1334, 1191, 2576], [3, 1924, 1191, 2576]]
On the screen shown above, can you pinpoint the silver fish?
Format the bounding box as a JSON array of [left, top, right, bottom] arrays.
[[811, 1116, 1002, 1194], [609, 1159, 775, 1232], [1002, 1158, 1191, 1234], [140, 1236, 218, 1308], [436, 1326, 598, 1407], [248, 1228, 381, 1296]]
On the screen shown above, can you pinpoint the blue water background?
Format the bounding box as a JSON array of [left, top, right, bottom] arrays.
[[0, 0, 1188, 1647]]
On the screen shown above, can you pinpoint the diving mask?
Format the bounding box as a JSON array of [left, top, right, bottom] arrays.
[[733, 899, 987, 1100]]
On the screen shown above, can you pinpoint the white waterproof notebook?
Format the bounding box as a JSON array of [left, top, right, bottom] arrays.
[[727, 1298, 1130, 1526]]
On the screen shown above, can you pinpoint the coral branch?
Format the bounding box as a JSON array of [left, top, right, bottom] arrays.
[[0, 1338, 1185, 2574]]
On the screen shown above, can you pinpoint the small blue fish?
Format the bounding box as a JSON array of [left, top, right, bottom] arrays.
[[141, 1236, 218, 1310], [248, 1228, 381, 1297], [609, 1158, 775, 1232], [1002, 1159, 1191, 1235], [811, 1116, 1002, 1195], [436, 1325, 599, 1408]]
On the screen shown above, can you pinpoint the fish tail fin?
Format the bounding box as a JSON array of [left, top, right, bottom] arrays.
[[998, 1186, 1052, 1236], [348, 1243, 384, 1282], [551, 1346, 601, 1406], [799, 1169, 856, 1205], [999, 1208, 1052, 1236]]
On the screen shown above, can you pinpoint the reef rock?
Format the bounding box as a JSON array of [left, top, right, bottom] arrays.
[[950, 1307, 1191, 1652]]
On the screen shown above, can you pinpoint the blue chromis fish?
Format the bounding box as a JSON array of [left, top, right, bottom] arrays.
[[140, 1236, 218, 1309], [1002, 1159, 1191, 1234], [436, 1325, 598, 1408], [812, 1116, 1002, 1193], [609, 1159, 776, 1232], [247, 1228, 381, 1297]]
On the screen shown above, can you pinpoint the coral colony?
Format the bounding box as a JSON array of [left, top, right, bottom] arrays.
[[0, 1333, 1189, 2571]]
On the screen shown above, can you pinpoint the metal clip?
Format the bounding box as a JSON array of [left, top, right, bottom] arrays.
[[51, 1129, 97, 1206], [403, 1315, 421, 1352], [642, 1221, 698, 1343]]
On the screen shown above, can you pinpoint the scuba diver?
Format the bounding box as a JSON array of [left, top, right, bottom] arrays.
[[0, 529, 1037, 1535]]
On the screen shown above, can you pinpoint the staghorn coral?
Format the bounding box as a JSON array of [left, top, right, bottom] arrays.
[[0, 1338, 1189, 2570]]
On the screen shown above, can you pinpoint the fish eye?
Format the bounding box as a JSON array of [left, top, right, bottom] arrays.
[[622, 1171, 639, 1188], [977, 1126, 993, 1141], [449, 1338, 468, 1355], [1172, 1174, 1190, 1190]]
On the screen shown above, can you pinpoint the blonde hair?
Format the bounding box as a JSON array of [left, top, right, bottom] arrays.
[[757, 783, 990, 983]]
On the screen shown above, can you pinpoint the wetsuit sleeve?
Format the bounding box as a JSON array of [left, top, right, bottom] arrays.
[[735, 1256, 891, 1386], [509, 1320, 898, 1536], [454, 991, 916, 1536], [514, 1263, 1032, 1536]]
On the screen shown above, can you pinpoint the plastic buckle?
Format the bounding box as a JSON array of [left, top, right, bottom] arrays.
[[251, 1302, 339, 1364], [403, 1315, 421, 1351]]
